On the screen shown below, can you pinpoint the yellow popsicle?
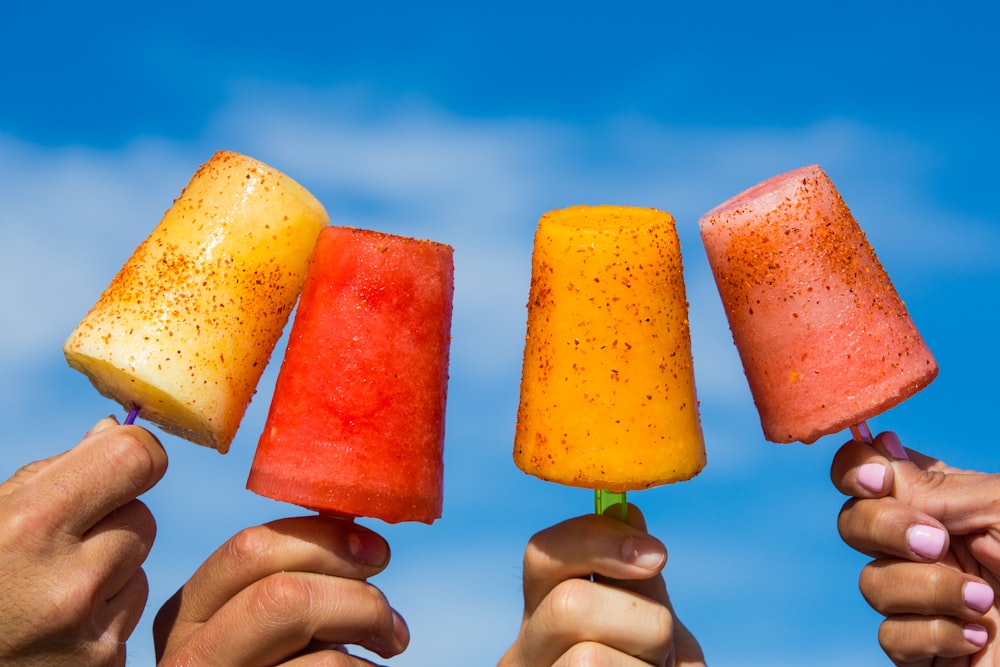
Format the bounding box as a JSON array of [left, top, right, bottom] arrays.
[[64, 151, 328, 452], [514, 205, 706, 491]]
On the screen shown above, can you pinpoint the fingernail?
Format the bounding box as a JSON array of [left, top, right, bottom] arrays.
[[964, 623, 988, 647], [392, 608, 410, 649], [856, 463, 887, 493], [964, 581, 995, 613], [86, 416, 119, 436], [906, 524, 947, 560], [365, 608, 409, 658], [622, 535, 666, 571], [348, 529, 389, 567], [881, 432, 908, 461]]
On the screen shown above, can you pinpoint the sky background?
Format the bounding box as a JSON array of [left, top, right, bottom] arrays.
[[1, 2, 998, 665]]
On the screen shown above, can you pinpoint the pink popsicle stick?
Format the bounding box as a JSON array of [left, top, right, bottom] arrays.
[[850, 421, 873, 444]]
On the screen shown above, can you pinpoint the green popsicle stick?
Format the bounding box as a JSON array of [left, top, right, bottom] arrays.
[[595, 489, 628, 521]]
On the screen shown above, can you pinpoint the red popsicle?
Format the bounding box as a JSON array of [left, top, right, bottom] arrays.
[[246, 226, 455, 524]]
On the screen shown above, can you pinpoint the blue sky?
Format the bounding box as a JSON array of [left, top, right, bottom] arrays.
[[1, 2, 998, 665]]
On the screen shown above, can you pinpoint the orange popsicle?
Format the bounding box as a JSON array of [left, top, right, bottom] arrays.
[[698, 164, 938, 444], [514, 205, 706, 491], [64, 151, 328, 452]]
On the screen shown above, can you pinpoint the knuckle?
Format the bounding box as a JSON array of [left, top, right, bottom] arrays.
[[103, 431, 156, 489], [857, 562, 882, 605], [356, 578, 389, 611], [124, 499, 157, 543], [522, 537, 547, 570], [924, 616, 955, 646], [252, 572, 311, 627], [1, 500, 51, 542], [355, 584, 398, 649], [560, 641, 606, 666], [88, 636, 127, 667], [876, 621, 902, 660], [643, 601, 674, 643], [225, 524, 273, 569], [29, 577, 97, 636], [543, 578, 591, 627]]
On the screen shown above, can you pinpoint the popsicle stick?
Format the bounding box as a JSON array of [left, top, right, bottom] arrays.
[[124, 405, 140, 425], [595, 489, 628, 521], [850, 421, 873, 444]]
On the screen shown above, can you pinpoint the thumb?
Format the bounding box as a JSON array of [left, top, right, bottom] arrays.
[[0, 416, 121, 498], [891, 458, 1000, 537]]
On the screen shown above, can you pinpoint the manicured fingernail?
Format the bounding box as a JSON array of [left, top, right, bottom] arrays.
[[881, 432, 908, 460], [348, 529, 389, 567], [856, 463, 887, 493], [622, 535, 666, 571], [906, 524, 947, 560], [964, 623, 988, 647], [964, 581, 995, 613]]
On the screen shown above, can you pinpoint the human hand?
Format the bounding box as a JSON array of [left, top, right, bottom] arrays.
[[153, 515, 409, 666], [831, 431, 1000, 665], [0, 416, 168, 666], [498, 506, 705, 667]]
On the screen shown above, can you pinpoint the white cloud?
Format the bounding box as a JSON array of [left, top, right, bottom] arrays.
[[1, 87, 994, 666], [2, 90, 983, 387]]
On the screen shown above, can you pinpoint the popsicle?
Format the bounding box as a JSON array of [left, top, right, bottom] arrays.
[[698, 164, 938, 444], [514, 205, 706, 502], [64, 150, 328, 452], [246, 225, 455, 524]]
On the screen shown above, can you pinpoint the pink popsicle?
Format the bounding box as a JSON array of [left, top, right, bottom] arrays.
[[698, 164, 937, 444]]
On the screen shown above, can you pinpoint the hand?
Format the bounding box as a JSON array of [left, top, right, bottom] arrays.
[[153, 515, 409, 666], [0, 416, 167, 666], [498, 506, 705, 667], [831, 431, 1000, 665]]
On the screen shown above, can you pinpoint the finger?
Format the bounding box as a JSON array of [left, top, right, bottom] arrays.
[[522, 513, 667, 614], [966, 531, 1000, 576], [80, 498, 157, 602], [601, 507, 706, 666], [282, 648, 394, 667], [553, 641, 660, 667], [847, 432, 1000, 536], [166, 572, 407, 665], [0, 452, 69, 498], [889, 460, 1000, 537], [838, 497, 949, 562], [830, 438, 895, 498], [22, 420, 167, 537], [94, 566, 150, 647], [878, 615, 988, 664], [281, 651, 381, 667], [525, 578, 673, 666], [860, 559, 995, 620], [0, 415, 124, 499], [160, 516, 391, 626]]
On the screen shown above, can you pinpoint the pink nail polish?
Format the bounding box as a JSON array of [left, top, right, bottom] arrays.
[[964, 623, 988, 647], [881, 432, 908, 460], [964, 581, 995, 613], [906, 524, 946, 560], [856, 463, 886, 493]]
